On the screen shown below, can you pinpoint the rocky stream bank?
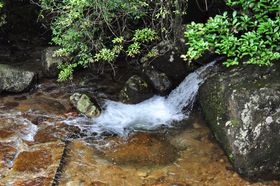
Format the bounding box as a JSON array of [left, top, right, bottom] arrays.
[[0, 39, 279, 185]]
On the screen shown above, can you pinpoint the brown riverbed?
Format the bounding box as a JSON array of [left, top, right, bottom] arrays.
[[0, 77, 279, 186]]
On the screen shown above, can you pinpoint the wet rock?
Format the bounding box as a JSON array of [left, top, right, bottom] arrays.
[[34, 122, 80, 143], [0, 129, 15, 140], [199, 62, 280, 180], [1, 141, 65, 185], [12, 177, 53, 186], [16, 97, 66, 114], [0, 64, 36, 93], [0, 117, 39, 148], [57, 140, 104, 186], [102, 133, 177, 166], [143, 68, 172, 95], [0, 143, 17, 178], [119, 75, 153, 104], [70, 93, 101, 117], [41, 47, 63, 78], [142, 41, 192, 85], [13, 150, 53, 172]]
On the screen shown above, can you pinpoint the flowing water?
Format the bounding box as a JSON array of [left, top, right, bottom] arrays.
[[0, 64, 278, 185], [65, 62, 216, 137]]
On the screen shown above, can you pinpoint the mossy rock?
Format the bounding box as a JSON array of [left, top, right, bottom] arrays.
[[118, 75, 153, 104], [199, 62, 280, 180], [0, 64, 36, 93], [70, 93, 101, 118]]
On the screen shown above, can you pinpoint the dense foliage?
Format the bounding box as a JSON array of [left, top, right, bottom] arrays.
[[39, 0, 188, 80], [182, 0, 280, 66]]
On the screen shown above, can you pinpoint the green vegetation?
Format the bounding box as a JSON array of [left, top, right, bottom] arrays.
[[182, 0, 280, 66], [36, 0, 280, 80], [38, 0, 188, 80]]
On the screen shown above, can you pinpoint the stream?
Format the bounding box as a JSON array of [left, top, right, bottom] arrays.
[[0, 65, 279, 185]]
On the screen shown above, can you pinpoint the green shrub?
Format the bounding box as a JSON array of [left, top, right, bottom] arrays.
[[182, 0, 280, 66], [38, 0, 188, 80]]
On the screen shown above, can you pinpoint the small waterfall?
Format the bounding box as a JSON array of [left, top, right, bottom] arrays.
[[65, 61, 216, 136], [166, 61, 216, 111]]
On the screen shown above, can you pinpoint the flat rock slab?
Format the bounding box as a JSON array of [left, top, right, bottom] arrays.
[[0, 141, 65, 186]]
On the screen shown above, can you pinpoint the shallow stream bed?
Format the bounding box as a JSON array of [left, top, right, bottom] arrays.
[[0, 78, 279, 186]]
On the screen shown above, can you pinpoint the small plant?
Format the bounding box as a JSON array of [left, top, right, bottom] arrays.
[[132, 28, 158, 43], [183, 0, 280, 66]]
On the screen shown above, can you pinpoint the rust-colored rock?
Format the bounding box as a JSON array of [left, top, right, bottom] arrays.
[[13, 150, 52, 172], [1, 141, 65, 185], [0, 129, 15, 139], [0, 143, 17, 179], [0, 143, 17, 166], [13, 177, 53, 186], [34, 122, 80, 143], [16, 97, 66, 114]]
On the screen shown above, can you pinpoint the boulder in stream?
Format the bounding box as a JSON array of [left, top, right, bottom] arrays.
[[0, 64, 36, 93], [143, 68, 172, 95], [118, 75, 153, 104], [142, 41, 192, 85], [199, 63, 280, 180], [70, 93, 101, 118]]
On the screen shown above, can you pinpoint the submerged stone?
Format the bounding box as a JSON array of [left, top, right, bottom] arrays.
[[102, 133, 178, 166], [199, 62, 280, 180], [56, 131, 275, 185], [70, 93, 101, 117]]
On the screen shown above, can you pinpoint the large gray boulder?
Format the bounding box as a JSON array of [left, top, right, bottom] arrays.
[[199, 63, 280, 180], [41, 47, 63, 78], [0, 64, 36, 93]]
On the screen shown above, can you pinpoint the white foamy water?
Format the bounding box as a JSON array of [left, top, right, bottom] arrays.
[[0, 112, 38, 141], [65, 61, 216, 136]]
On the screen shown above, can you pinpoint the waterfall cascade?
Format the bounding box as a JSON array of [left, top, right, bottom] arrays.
[[65, 61, 216, 136]]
